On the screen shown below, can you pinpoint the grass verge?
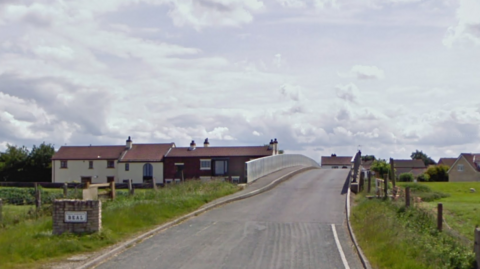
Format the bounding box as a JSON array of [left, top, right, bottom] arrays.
[[351, 192, 475, 269], [0, 181, 239, 269]]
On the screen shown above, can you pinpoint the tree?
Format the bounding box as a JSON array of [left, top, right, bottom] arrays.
[[410, 150, 436, 166], [370, 159, 392, 178], [28, 142, 55, 169], [361, 155, 376, 162], [424, 164, 449, 182]]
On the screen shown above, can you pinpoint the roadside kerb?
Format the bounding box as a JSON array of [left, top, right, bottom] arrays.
[[346, 172, 372, 269], [77, 166, 314, 269]]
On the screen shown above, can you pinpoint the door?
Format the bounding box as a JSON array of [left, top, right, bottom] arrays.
[[214, 160, 228, 176], [143, 163, 153, 181], [81, 177, 92, 184]]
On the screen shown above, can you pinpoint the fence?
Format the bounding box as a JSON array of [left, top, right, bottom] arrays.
[[245, 154, 320, 183]]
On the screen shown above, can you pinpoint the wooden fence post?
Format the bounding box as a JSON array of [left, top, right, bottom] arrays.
[[384, 174, 388, 199], [390, 158, 396, 188], [110, 181, 116, 200], [359, 171, 365, 192], [437, 203, 443, 232], [0, 199, 3, 223], [152, 177, 157, 191], [405, 187, 410, 208], [63, 183, 68, 198], [474, 227, 480, 269], [367, 171, 371, 193], [34, 183, 41, 209], [128, 179, 134, 196]]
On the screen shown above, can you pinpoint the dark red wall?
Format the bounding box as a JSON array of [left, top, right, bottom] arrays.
[[163, 156, 264, 183]]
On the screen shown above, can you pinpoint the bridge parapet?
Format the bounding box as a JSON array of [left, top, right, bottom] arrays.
[[245, 154, 320, 183]]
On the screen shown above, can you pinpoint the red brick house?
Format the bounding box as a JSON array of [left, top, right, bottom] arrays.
[[163, 139, 277, 184]]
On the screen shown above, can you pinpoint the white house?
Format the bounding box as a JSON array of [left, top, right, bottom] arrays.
[[51, 137, 175, 184]]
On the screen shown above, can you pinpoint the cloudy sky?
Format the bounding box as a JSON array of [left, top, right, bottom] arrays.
[[1, 0, 479, 162]]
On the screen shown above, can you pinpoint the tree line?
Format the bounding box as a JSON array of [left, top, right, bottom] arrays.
[[0, 142, 54, 182]]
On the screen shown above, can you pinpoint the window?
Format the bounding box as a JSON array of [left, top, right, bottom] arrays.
[[107, 160, 115, 168], [125, 163, 129, 171], [89, 161, 93, 169], [332, 166, 339, 169], [457, 164, 464, 172], [143, 163, 153, 180], [214, 160, 228, 176], [200, 159, 211, 170], [232, 176, 240, 184], [60, 160, 68, 169], [107, 176, 115, 183]]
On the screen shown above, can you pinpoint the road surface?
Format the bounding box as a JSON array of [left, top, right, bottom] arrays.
[[97, 168, 362, 269]]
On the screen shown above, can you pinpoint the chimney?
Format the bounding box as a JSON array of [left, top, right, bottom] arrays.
[[331, 153, 337, 157], [273, 138, 278, 155], [268, 139, 274, 151], [204, 138, 210, 148], [188, 140, 196, 151], [126, 136, 132, 149]]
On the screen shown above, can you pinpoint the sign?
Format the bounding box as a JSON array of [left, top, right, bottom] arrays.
[[65, 211, 87, 223]]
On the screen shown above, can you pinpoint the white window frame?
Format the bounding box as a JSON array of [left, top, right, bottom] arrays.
[[200, 159, 211, 170], [232, 176, 240, 184], [457, 164, 464, 172]]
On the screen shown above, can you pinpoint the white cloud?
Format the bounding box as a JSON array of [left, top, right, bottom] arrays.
[[350, 65, 385, 80], [443, 0, 480, 47], [279, 84, 303, 101], [168, 0, 264, 30], [335, 83, 360, 103]]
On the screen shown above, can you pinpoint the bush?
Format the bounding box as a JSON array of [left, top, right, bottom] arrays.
[[399, 173, 414, 182], [417, 173, 430, 182], [401, 183, 450, 202]]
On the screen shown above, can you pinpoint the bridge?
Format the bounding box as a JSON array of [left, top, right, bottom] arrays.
[[88, 153, 366, 269]]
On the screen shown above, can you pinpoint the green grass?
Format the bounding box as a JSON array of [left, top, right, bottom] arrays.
[[0, 181, 239, 269], [351, 194, 475, 269], [410, 182, 480, 242]]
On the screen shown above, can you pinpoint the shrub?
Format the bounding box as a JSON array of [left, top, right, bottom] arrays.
[[417, 173, 430, 182], [399, 173, 414, 182]]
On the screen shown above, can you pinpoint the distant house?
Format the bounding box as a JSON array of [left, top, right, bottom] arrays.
[[51, 137, 175, 184], [321, 154, 352, 169], [437, 158, 457, 168], [447, 153, 480, 182], [163, 138, 277, 184], [393, 159, 426, 177]]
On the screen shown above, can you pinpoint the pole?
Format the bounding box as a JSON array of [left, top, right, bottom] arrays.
[[152, 177, 157, 190], [34, 183, 41, 209], [110, 181, 116, 200], [437, 203, 443, 232], [390, 158, 396, 188], [360, 171, 365, 192], [128, 179, 134, 196], [384, 174, 388, 199], [367, 171, 371, 193], [63, 183, 68, 198]]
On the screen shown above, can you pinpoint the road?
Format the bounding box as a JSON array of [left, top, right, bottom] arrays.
[[96, 169, 363, 269]]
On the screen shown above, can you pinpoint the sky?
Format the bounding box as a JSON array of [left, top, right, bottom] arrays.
[[0, 0, 479, 162]]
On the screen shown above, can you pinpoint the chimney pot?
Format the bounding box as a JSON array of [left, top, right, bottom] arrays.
[[189, 140, 196, 151], [204, 138, 210, 148], [126, 136, 133, 149]]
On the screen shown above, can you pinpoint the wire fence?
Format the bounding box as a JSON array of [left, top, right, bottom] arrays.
[[245, 154, 320, 183]]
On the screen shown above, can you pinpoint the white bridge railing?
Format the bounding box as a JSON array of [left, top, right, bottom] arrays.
[[245, 154, 320, 183]]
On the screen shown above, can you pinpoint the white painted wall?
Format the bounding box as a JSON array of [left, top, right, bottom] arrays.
[[53, 160, 164, 184], [117, 162, 164, 184], [53, 160, 118, 183]]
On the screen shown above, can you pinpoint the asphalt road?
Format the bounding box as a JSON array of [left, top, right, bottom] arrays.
[[96, 169, 363, 269]]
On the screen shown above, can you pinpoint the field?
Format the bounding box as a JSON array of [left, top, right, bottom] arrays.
[[351, 181, 478, 269], [0, 181, 239, 269], [406, 182, 480, 241]]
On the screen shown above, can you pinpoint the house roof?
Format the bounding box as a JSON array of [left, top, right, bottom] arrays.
[[459, 153, 480, 172], [119, 143, 175, 162], [164, 146, 272, 158], [52, 146, 126, 160], [393, 159, 425, 168], [437, 158, 457, 167], [321, 156, 352, 166]]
